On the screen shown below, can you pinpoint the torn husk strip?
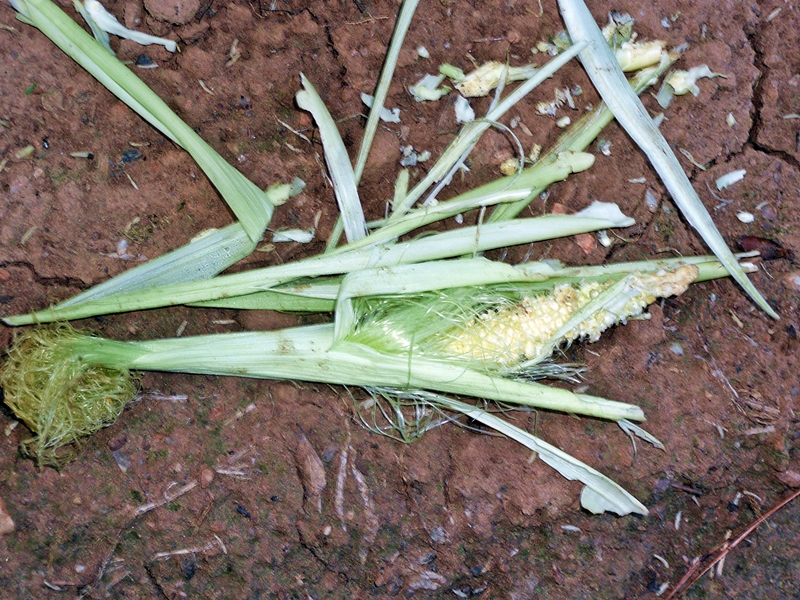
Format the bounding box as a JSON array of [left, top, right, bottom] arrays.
[[296, 75, 367, 243], [435, 394, 648, 516], [4, 191, 613, 324], [353, 0, 418, 183]]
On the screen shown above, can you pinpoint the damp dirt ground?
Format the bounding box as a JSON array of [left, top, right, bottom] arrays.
[[1, 0, 799, 598]]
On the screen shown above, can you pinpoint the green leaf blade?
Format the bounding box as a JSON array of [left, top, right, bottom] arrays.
[[557, 0, 778, 319]]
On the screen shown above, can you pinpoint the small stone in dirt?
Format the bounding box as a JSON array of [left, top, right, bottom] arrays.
[[112, 450, 132, 473], [760, 203, 778, 221], [234, 502, 252, 519], [135, 55, 157, 69], [782, 271, 800, 292], [574, 232, 596, 254], [292, 432, 326, 514], [321, 444, 338, 462], [107, 434, 128, 451], [181, 557, 197, 580], [199, 467, 214, 488], [429, 526, 448, 543], [652, 478, 671, 494], [210, 521, 225, 534], [0, 268, 10, 282], [418, 552, 437, 565], [144, 0, 199, 25], [0, 497, 15, 535], [777, 469, 800, 488], [121, 148, 143, 164]]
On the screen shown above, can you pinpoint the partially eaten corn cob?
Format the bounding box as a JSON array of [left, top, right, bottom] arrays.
[[349, 264, 699, 373], [444, 265, 697, 367]]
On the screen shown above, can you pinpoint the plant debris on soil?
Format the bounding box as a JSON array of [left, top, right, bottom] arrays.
[[1, 0, 799, 598]]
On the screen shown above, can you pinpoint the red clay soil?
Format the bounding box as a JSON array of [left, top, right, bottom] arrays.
[[0, 0, 798, 598]]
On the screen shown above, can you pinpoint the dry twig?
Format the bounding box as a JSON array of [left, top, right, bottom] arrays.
[[665, 487, 800, 599]]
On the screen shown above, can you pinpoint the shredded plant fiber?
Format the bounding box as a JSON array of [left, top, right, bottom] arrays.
[[0, 325, 137, 467]]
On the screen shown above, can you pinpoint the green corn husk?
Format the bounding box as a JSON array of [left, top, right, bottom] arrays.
[[1, 254, 755, 463], [0, 321, 644, 513], [4, 195, 627, 326], [0, 253, 757, 512]]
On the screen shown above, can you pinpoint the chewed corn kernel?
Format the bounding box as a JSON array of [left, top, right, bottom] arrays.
[[443, 265, 697, 368]]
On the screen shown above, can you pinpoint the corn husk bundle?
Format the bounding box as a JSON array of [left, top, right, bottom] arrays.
[[0, 0, 770, 515]]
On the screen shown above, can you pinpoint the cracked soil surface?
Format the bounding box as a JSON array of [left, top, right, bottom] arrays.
[[1, 0, 799, 598]]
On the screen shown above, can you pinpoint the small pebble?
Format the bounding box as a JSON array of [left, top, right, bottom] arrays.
[[75, 564, 86, 574], [135, 54, 157, 69], [297, 112, 312, 128], [759, 203, 778, 221], [777, 469, 800, 488], [644, 189, 659, 212], [210, 521, 225, 534], [782, 271, 800, 292], [737, 211, 755, 223], [121, 149, 143, 164], [0, 497, 15, 535], [200, 467, 214, 488], [0, 268, 10, 282], [574, 232, 596, 254], [182, 557, 197, 580], [669, 343, 684, 356], [107, 434, 128, 451], [112, 450, 132, 473], [429, 526, 447, 543]]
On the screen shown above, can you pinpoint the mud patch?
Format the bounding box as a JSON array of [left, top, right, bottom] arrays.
[[1, 0, 799, 597]]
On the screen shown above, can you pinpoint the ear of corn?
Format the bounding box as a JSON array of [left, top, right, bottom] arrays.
[[344, 262, 699, 373], [0, 248, 755, 508]]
